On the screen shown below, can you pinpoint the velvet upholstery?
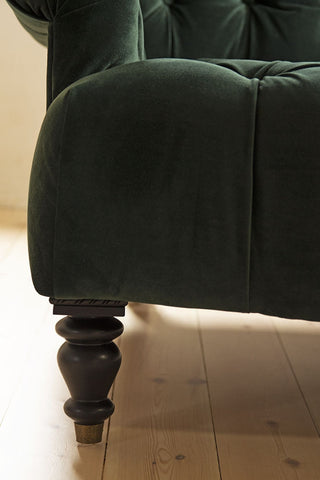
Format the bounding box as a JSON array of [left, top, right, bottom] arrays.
[[9, 0, 320, 63], [7, 0, 145, 105], [6, 0, 320, 321], [140, 0, 320, 61]]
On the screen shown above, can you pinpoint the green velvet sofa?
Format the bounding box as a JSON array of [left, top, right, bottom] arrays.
[[6, 0, 320, 443]]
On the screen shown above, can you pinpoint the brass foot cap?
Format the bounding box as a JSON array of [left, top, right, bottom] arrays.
[[75, 423, 104, 444]]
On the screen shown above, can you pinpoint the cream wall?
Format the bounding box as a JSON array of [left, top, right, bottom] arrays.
[[0, 1, 47, 209]]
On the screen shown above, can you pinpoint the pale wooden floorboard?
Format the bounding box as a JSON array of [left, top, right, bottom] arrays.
[[0, 305, 108, 480], [0, 209, 107, 479], [2, 207, 320, 479], [104, 303, 221, 480], [199, 309, 320, 480], [273, 317, 320, 435], [0, 208, 49, 422]]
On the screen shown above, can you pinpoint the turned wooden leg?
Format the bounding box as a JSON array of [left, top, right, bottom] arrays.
[[51, 299, 126, 444]]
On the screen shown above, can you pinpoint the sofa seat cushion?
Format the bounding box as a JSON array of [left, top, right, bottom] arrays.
[[28, 58, 320, 321]]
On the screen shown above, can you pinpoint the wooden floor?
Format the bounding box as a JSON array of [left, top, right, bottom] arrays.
[[1, 206, 320, 479]]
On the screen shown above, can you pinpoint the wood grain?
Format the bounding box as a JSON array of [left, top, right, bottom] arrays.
[[198, 309, 320, 480], [0, 308, 107, 480], [2, 207, 320, 479], [0, 209, 48, 422], [104, 303, 221, 480], [0, 210, 107, 479], [273, 316, 320, 435]]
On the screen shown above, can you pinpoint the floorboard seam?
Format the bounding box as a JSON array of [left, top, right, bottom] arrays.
[[197, 310, 223, 480], [273, 319, 320, 438], [101, 334, 122, 479]]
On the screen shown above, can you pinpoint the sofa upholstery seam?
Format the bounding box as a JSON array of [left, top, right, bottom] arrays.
[[168, 7, 174, 57], [57, 0, 106, 19], [52, 89, 72, 298], [46, 20, 54, 108], [45, 0, 54, 18], [247, 78, 260, 312], [143, 3, 164, 22]]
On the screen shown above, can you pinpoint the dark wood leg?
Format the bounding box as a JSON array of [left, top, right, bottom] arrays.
[[51, 299, 126, 444]]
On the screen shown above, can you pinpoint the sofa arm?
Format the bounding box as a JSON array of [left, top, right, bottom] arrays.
[[6, 0, 145, 107]]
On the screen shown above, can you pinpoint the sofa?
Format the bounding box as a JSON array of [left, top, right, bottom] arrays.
[[6, 0, 320, 443]]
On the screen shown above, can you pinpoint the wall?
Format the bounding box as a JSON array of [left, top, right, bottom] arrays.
[[0, 1, 47, 209]]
